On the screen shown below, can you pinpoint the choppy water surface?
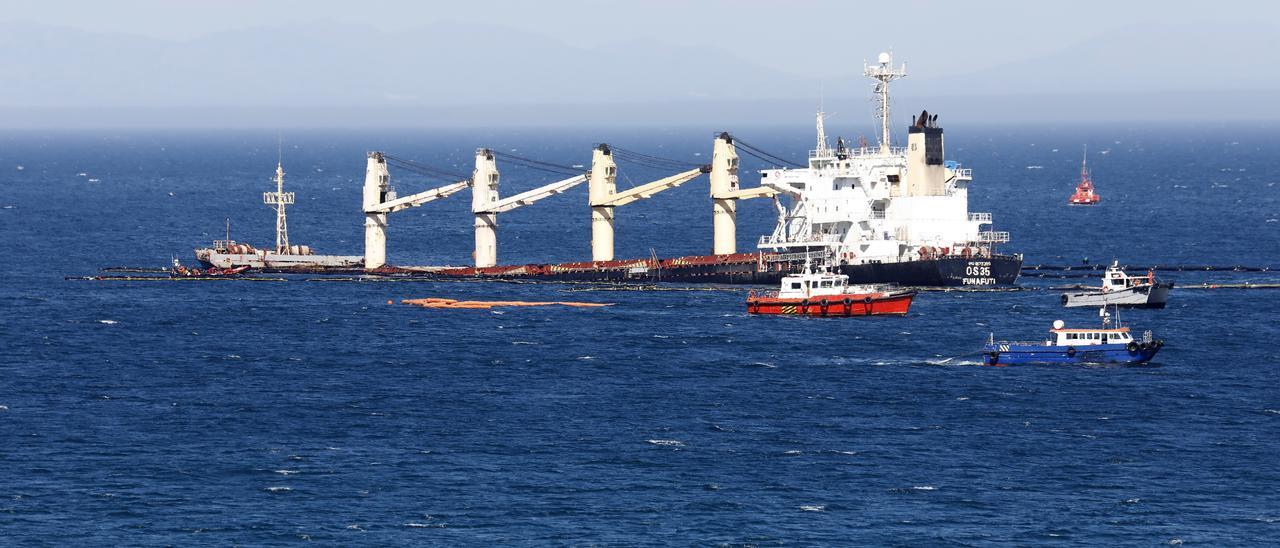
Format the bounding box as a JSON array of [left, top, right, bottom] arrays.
[[2, 125, 1279, 544]]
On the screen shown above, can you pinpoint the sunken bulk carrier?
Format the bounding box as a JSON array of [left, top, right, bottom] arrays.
[[205, 52, 1022, 286]]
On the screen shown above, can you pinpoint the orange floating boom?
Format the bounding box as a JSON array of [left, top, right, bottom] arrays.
[[400, 298, 611, 309]]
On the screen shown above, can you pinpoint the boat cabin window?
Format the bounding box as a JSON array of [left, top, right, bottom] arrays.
[[790, 282, 802, 289], [820, 281, 833, 288]]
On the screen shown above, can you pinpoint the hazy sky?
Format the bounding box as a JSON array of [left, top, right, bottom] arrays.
[[6, 0, 1274, 76], [2, 0, 1276, 127]]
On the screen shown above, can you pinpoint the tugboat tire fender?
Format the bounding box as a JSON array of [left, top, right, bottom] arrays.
[[863, 296, 873, 304], [1066, 346, 1077, 358], [1061, 294, 1069, 305], [819, 299, 830, 315], [1126, 341, 1139, 353], [988, 351, 999, 365], [842, 297, 853, 306]]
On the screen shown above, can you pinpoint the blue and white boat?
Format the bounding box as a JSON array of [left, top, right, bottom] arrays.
[[982, 308, 1163, 366]]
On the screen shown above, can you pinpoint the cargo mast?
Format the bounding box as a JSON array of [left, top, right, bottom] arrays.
[[262, 161, 294, 254], [863, 51, 906, 153]]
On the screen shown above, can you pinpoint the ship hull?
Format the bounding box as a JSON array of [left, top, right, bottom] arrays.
[[1062, 282, 1172, 309], [425, 253, 1021, 287], [982, 342, 1162, 366], [837, 256, 1022, 286], [196, 249, 364, 269], [747, 291, 915, 316]]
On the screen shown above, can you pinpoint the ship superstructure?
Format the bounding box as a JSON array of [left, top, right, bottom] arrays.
[[756, 52, 1021, 285]]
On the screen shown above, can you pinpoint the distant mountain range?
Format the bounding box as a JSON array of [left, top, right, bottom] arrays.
[[0, 20, 1275, 127]]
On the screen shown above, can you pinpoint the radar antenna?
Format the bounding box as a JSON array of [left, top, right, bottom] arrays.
[[263, 149, 295, 254], [863, 51, 907, 153]]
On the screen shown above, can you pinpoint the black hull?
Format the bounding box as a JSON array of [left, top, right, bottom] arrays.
[[426, 255, 1023, 287], [838, 256, 1023, 286]]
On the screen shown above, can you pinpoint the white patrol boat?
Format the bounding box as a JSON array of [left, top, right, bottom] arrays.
[[1062, 261, 1173, 309]]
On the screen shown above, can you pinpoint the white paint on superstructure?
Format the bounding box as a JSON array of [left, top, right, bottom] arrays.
[[758, 51, 1009, 268]]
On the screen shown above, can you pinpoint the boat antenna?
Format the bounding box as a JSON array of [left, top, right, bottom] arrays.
[[225, 217, 230, 242], [815, 87, 830, 156]]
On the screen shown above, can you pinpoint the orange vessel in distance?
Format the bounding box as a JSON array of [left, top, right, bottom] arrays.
[[1069, 146, 1101, 205], [747, 265, 915, 316]]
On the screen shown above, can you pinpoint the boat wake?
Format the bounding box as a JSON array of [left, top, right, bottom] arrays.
[[646, 439, 685, 447]]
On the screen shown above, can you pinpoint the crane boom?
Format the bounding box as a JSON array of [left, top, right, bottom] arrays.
[[366, 180, 470, 214], [595, 167, 706, 208], [761, 180, 805, 197], [479, 174, 587, 214], [716, 186, 779, 200]]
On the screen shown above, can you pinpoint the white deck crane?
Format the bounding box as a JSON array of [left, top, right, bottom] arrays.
[[362, 151, 470, 269], [471, 148, 588, 268], [587, 144, 707, 262], [709, 133, 780, 254]]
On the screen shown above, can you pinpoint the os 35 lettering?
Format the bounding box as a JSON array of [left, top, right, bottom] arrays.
[[965, 261, 992, 277]]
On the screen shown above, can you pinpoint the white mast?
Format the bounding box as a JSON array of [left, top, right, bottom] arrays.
[[815, 108, 830, 156], [863, 51, 906, 153], [263, 160, 295, 254]]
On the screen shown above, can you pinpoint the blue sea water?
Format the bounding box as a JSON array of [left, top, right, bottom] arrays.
[[2, 124, 1279, 545]]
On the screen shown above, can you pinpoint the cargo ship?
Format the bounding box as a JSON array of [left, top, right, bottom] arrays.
[[203, 52, 1020, 287], [414, 52, 1020, 286]]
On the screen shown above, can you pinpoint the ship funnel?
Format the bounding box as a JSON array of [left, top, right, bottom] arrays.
[[904, 109, 946, 196]]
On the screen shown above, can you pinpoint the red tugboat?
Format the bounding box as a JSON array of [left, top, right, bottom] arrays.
[[747, 264, 915, 316], [1069, 146, 1101, 205]]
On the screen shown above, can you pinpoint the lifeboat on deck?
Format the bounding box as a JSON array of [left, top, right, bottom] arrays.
[[747, 265, 915, 317]]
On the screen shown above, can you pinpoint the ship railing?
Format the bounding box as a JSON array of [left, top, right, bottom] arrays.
[[1142, 330, 1154, 343], [951, 168, 973, 179], [810, 147, 906, 159], [968, 212, 992, 224], [765, 250, 832, 263], [975, 231, 1010, 243], [871, 210, 886, 219], [213, 239, 237, 249], [991, 340, 1052, 347], [758, 233, 842, 246]]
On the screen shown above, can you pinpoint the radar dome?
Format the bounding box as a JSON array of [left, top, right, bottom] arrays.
[[1052, 320, 1065, 330], [878, 52, 891, 64]]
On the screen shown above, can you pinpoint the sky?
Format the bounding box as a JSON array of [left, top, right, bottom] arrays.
[[1, 0, 1277, 128]]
